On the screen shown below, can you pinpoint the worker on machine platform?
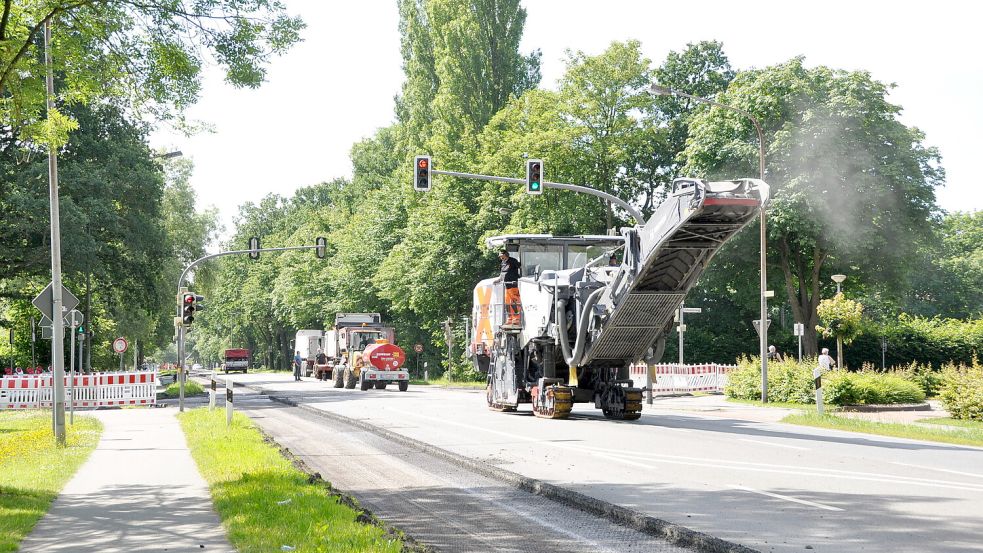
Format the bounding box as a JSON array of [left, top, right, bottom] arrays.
[[495, 249, 522, 326]]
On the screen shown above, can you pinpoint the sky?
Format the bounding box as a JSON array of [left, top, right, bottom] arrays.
[[151, 0, 982, 238]]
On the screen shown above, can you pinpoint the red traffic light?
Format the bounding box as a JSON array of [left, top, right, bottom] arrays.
[[418, 158, 429, 169], [184, 295, 195, 305]]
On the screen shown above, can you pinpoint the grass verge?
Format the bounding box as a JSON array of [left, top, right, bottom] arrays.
[[409, 377, 485, 389], [159, 380, 205, 398], [178, 408, 402, 552], [917, 417, 983, 430], [782, 412, 983, 448], [0, 411, 102, 552]]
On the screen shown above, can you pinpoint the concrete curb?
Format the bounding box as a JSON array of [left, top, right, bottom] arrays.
[[230, 380, 757, 553], [840, 402, 932, 412]]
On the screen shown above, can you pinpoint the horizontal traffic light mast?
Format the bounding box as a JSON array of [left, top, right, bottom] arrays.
[[414, 156, 645, 225]]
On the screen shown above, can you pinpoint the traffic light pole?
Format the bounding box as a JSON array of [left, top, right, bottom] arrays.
[[175, 244, 325, 411], [429, 169, 646, 225]]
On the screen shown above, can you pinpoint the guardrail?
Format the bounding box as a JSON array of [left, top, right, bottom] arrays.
[[629, 363, 737, 393], [0, 371, 157, 409]]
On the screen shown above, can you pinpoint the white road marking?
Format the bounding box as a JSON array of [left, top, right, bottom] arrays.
[[729, 485, 844, 512], [891, 461, 983, 479], [384, 407, 983, 493], [737, 438, 809, 451]]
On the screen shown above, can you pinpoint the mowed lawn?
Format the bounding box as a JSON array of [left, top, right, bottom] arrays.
[[0, 411, 102, 552], [178, 408, 402, 553]]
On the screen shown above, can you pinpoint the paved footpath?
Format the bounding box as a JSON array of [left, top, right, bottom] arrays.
[[20, 408, 233, 553]]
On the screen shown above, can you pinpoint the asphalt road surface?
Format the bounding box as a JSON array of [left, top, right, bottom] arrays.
[[209, 373, 983, 552]]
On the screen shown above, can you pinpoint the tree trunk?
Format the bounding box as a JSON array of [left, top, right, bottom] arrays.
[[778, 238, 826, 358]]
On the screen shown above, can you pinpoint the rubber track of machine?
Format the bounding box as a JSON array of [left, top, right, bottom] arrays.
[[533, 385, 573, 419], [486, 384, 517, 412]]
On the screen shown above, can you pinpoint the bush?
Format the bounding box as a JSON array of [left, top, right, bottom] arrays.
[[893, 361, 943, 396], [846, 315, 983, 369], [160, 380, 204, 398], [725, 357, 925, 405], [939, 359, 983, 421], [824, 370, 925, 405], [725, 356, 815, 403]]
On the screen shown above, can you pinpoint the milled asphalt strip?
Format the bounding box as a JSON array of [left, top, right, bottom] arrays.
[[226, 380, 756, 553]]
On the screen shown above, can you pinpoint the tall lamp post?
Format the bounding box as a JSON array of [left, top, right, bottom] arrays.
[[831, 274, 846, 369], [650, 83, 769, 402]]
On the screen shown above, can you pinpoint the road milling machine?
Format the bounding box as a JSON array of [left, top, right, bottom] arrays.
[[468, 177, 768, 420]]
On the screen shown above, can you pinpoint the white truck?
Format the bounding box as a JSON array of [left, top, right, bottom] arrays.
[[294, 329, 324, 377]]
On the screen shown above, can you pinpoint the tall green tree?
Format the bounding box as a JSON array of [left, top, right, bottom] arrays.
[[683, 58, 944, 355]]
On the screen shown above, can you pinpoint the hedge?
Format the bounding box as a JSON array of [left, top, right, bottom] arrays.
[[939, 359, 983, 421], [726, 357, 925, 405], [845, 315, 983, 369]]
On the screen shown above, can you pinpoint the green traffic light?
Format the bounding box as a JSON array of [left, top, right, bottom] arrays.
[[532, 182, 540, 189]]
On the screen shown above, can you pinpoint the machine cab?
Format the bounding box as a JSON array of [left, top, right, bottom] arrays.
[[471, 234, 625, 357]]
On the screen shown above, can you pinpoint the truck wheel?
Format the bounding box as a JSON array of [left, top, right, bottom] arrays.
[[360, 375, 372, 391], [344, 368, 356, 389], [398, 381, 408, 392], [374, 382, 387, 390], [333, 367, 344, 388]]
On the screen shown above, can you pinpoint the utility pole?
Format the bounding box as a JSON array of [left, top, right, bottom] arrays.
[[44, 21, 66, 445]]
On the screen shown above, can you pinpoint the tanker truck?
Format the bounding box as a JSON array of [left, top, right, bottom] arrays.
[[324, 313, 409, 391], [468, 177, 767, 420]]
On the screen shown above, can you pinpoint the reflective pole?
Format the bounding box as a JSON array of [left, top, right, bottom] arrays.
[[44, 21, 66, 445], [69, 321, 75, 424]]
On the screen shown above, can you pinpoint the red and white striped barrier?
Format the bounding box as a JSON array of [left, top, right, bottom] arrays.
[[0, 371, 157, 409], [629, 363, 737, 393]]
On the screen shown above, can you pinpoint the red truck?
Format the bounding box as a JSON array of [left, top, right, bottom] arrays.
[[222, 349, 249, 374]]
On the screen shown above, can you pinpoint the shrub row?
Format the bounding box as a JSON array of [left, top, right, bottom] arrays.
[[725, 357, 925, 405], [939, 359, 983, 421]]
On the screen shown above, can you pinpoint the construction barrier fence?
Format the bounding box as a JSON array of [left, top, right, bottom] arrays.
[[629, 363, 737, 393], [0, 371, 157, 409]]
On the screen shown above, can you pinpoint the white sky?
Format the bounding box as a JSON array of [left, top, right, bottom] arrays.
[[151, 0, 982, 237]]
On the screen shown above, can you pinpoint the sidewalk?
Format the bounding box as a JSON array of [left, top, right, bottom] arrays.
[[20, 408, 234, 552]]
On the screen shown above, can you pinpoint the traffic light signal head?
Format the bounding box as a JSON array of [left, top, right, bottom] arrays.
[[181, 293, 204, 326], [526, 159, 543, 195], [414, 155, 431, 191]]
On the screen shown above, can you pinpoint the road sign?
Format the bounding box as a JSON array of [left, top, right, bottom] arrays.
[[67, 309, 83, 327], [751, 319, 772, 337], [248, 236, 260, 260], [39, 315, 52, 327], [413, 343, 424, 354], [41, 327, 53, 339], [32, 282, 80, 320], [793, 323, 805, 336], [112, 337, 128, 354]]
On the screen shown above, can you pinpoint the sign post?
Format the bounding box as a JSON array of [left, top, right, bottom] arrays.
[[66, 310, 83, 424], [413, 343, 423, 378], [676, 304, 703, 366], [881, 337, 888, 370], [112, 337, 128, 373], [813, 366, 825, 415], [33, 281, 80, 445], [794, 323, 805, 363], [226, 386, 233, 427]]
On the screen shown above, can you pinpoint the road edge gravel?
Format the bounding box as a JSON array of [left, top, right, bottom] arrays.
[[231, 380, 757, 553]]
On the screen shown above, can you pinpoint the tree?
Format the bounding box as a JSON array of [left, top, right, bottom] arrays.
[[817, 293, 864, 369], [683, 58, 944, 356], [906, 211, 983, 319], [0, 0, 304, 140]]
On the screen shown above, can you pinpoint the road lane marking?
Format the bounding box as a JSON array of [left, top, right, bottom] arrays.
[[729, 485, 844, 511], [380, 408, 983, 493], [891, 461, 983, 479], [737, 438, 809, 451]]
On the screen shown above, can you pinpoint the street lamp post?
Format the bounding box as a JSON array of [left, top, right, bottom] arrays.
[[831, 274, 846, 368], [650, 83, 769, 402]]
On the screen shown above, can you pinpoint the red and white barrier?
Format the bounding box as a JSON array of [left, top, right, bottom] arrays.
[[629, 363, 737, 393], [0, 371, 157, 409]]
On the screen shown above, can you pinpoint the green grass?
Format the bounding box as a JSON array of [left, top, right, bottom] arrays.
[[178, 408, 402, 553], [917, 417, 983, 430], [0, 411, 102, 552], [409, 376, 485, 388], [782, 412, 983, 448], [159, 380, 204, 398]]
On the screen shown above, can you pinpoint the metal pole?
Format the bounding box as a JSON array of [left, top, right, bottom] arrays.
[[69, 322, 75, 424], [178, 326, 186, 412], [31, 318, 36, 368], [678, 304, 685, 366], [798, 333, 802, 363], [44, 21, 66, 445]]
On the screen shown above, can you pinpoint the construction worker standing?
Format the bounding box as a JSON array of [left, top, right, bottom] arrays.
[[495, 249, 522, 326]]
